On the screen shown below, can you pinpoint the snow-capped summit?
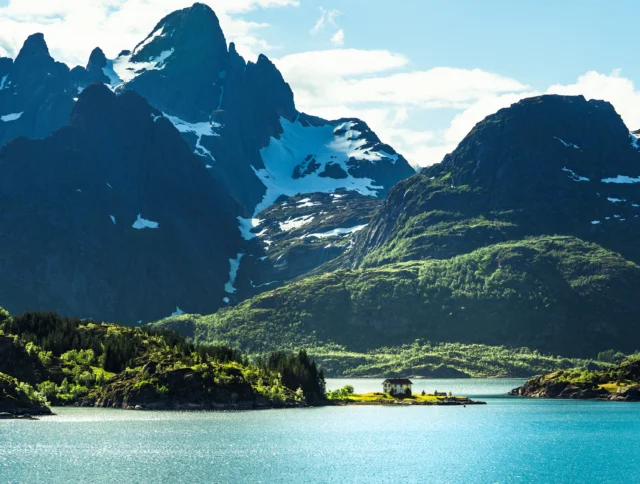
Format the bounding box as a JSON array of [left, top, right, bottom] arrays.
[[111, 3, 229, 123], [95, 2, 414, 212]]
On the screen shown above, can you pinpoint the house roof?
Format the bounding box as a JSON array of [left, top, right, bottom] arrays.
[[383, 378, 413, 385]]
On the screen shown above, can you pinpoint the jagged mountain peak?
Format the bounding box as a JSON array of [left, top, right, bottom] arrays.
[[87, 47, 107, 70], [128, 2, 227, 68], [15, 33, 50, 61]]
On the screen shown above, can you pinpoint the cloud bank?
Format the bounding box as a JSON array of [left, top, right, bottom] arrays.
[[0, 0, 299, 64]]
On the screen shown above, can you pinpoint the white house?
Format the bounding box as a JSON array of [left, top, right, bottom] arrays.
[[382, 378, 413, 395]]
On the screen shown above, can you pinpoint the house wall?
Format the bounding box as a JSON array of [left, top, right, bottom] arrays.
[[383, 384, 412, 394]]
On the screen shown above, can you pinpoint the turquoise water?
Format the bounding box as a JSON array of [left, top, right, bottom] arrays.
[[2, 379, 640, 483]]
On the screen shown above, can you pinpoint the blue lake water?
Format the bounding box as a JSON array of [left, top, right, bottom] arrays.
[[2, 378, 640, 483]]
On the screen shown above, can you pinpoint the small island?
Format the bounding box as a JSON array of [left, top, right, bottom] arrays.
[[328, 380, 485, 406], [511, 357, 640, 401]]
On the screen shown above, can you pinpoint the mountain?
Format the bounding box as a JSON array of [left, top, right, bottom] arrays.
[[350, 95, 640, 268], [0, 3, 415, 322], [0, 83, 242, 323], [155, 95, 640, 361], [0, 34, 77, 149], [101, 3, 415, 213]]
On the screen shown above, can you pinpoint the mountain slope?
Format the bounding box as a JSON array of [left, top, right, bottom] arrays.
[[232, 191, 381, 302], [0, 83, 242, 323], [350, 95, 640, 268], [155, 236, 640, 358]]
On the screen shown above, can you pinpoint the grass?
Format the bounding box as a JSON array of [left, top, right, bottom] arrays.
[[334, 392, 468, 404]]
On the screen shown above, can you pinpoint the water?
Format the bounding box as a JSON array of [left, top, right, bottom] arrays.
[[2, 379, 640, 483]]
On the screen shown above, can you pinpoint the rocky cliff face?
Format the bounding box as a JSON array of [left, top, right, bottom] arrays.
[[351, 95, 640, 268], [0, 83, 243, 323]]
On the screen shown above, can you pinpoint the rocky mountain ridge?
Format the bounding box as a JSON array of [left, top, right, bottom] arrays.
[[0, 3, 414, 322]]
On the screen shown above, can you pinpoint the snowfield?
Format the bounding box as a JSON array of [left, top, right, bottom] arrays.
[[253, 118, 393, 214]]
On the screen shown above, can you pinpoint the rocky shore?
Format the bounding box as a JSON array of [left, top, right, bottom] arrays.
[[510, 359, 640, 402]]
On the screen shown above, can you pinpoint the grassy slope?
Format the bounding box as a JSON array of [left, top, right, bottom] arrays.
[[155, 235, 640, 373]]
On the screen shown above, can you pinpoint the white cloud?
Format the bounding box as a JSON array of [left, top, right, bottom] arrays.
[[547, 70, 640, 130], [277, 49, 408, 77], [310, 7, 340, 35], [331, 29, 344, 46], [279, 44, 640, 168], [276, 49, 531, 167], [0, 0, 299, 66]]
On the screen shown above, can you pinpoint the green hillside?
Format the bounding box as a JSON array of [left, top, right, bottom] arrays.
[[155, 236, 640, 365]]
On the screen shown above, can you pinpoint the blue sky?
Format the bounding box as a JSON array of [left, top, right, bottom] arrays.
[[2, 1, 640, 166], [251, 1, 640, 87]]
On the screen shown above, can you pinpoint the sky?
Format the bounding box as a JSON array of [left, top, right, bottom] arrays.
[[2, 0, 640, 168]]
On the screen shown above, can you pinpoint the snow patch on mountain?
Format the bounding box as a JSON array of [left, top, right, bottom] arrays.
[[238, 217, 263, 240], [110, 215, 116, 225], [1, 112, 23, 122], [163, 113, 219, 161], [608, 198, 626, 203], [112, 48, 175, 84], [601, 175, 640, 184], [554, 137, 581, 150], [562, 167, 589, 182], [170, 306, 185, 317], [133, 26, 166, 56], [302, 224, 368, 239], [279, 214, 315, 232], [132, 214, 159, 230], [254, 118, 386, 215], [0, 75, 8, 91], [102, 60, 122, 87], [224, 254, 244, 294]]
